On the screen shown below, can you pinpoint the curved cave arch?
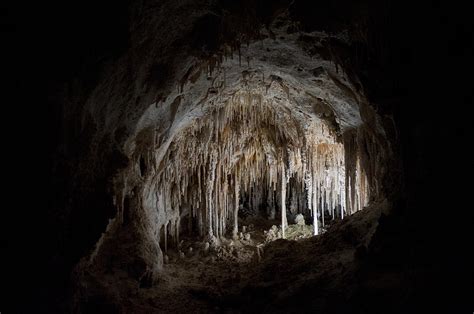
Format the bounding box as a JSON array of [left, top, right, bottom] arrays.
[[71, 11, 394, 311], [80, 6, 390, 310], [32, 0, 467, 313]]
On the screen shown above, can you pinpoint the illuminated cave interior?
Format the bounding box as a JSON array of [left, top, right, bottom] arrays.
[[14, 0, 467, 312]]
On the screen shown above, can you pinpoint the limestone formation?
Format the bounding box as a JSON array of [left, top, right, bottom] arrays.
[[295, 214, 305, 226]]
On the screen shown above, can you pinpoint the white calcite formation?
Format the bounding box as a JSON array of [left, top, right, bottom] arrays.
[[113, 20, 384, 253], [80, 12, 388, 282], [145, 74, 370, 242], [62, 7, 400, 312]]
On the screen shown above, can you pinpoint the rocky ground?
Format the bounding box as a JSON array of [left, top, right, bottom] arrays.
[[88, 202, 384, 313]]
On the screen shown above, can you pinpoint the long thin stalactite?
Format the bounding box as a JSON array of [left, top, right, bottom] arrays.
[[152, 91, 370, 242]]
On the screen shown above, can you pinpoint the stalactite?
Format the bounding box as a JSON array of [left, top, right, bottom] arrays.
[[152, 88, 375, 243]]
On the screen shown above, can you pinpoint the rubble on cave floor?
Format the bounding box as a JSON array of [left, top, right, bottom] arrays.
[[111, 204, 383, 313], [163, 215, 331, 266]]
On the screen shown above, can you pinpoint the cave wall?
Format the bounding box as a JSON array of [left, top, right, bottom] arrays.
[[53, 0, 399, 310], [6, 0, 468, 312]]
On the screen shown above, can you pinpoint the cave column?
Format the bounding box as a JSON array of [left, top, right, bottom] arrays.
[[176, 217, 180, 247], [233, 181, 239, 239], [164, 221, 168, 253], [313, 177, 319, 236], [281, 163, 287, 238]]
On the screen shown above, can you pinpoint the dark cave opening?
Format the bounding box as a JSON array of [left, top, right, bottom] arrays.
[[6, 0, 470, 313]]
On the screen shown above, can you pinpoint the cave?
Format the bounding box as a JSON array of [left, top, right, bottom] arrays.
[[5, 0, 470, 313]]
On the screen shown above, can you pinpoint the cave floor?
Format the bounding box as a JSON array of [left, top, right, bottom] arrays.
[[144, 217, 307, 312], [107, 205, 384, 313]]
